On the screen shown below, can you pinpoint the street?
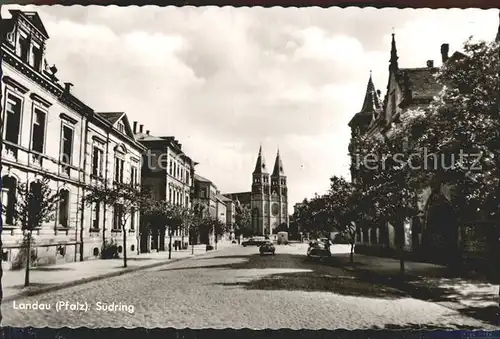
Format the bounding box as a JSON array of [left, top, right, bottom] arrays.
[[3, 244, 497, 329]]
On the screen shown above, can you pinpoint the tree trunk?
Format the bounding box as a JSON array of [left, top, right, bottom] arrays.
[[122, 225, 127, 268], [168, 231, 173, 260], [350, 243, 355, 264], [24, 231, 32, 287], [398, 220, 405, 275], [191, 243, 194, 255]]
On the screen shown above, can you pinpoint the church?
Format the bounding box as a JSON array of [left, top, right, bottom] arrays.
[[224, 146, 289, 236]]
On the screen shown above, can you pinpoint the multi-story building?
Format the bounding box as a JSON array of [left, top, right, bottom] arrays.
[[225, 146, 288, 236], [192, 174, 218, 244], [1, 10, 144, 267], [135, 126, 196, 252], [348, 21, 499, 262]]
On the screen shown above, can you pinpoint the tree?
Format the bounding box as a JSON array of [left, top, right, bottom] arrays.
[[198, 215, 226, 249], [84, 182, 148, 268], [325, 176, 358, 263], [234, 204, 251, 243], [7, 176, 61, 286]]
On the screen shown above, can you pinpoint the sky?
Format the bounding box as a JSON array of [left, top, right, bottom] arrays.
[[2, 6, 498, 214]]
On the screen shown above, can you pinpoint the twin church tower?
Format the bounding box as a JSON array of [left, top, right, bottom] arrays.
[[225, 146, 289, 236]]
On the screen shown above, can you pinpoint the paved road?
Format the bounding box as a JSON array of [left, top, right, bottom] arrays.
[[3, 244, 497, 329]]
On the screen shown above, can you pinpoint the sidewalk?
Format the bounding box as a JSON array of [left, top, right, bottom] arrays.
[[330, 253, 499, 325], [2, 244, 231, 302]]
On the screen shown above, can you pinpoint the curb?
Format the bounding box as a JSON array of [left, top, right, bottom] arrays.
[[3, 247, 226, 302]]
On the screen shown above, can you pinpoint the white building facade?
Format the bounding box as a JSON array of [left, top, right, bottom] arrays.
[[1, 10, 145, 268]]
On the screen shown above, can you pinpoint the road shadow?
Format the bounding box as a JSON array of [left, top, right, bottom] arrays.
[[163, 253, 409, 299], [217, 270, 407, 299], [327, 254, 500, 327]]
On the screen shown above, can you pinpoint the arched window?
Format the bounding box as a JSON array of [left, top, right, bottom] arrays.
[[58, 189, 70, 227], [2, 176, 17, 225]]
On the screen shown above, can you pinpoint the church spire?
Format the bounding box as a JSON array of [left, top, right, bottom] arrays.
[[253, 145, 268, 174], [360, 71, 382, 113], [272, 148, 285, 176], [389, 33, 399, 72]]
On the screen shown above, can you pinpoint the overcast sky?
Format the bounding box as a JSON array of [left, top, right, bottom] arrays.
[[2, 6, 498, 213]]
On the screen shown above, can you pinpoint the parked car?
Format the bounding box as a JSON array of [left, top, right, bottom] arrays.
[[242, 238, 266, 247], [259, 241, 275, 255]]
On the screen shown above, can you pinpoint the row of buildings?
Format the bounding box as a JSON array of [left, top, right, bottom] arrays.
[[0, 9, 291, 268], [0, 10, 220, 268], [347, 13, 500, 264]]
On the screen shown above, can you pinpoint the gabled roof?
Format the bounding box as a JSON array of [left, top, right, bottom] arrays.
[[96, 112, 136, 140], [194, 174, 212, 184], [9, 10, 49, 39]]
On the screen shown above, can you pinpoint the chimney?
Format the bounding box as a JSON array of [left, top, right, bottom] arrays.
[[146, 130, 150, 135], [133, 121, 138, 134], [426, 60, 434, 68], [64, 82, 73, 93], [139, 124, 144, 133], [441, 43, 449, 63]]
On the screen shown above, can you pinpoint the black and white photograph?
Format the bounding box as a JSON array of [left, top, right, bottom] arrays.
[[0, 5, 500, 330]]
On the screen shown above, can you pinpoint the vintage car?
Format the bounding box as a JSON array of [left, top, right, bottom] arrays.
[[306, 242, 331, 261], [259, 241, 276, 255]]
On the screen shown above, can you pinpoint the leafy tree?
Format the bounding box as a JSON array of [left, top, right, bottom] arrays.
[[198, 214, 226, 249], [7, 176, 61, 286], [85, 182, 149, 267], [234, 204, 251, 242]]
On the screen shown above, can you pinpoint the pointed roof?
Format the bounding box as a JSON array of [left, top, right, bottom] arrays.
[[389, 33, 399, 72], [253, 145, 268, 174], [348, 72, 381, 127], [360, 72, 382, 113], [272, 149, 285, 176]]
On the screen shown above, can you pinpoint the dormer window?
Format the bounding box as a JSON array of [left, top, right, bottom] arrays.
[[19, 32, 30, 63], [31, 42, 43, 71], [117, 122, 125, 133]]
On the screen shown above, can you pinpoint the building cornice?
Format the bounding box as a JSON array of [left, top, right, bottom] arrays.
[[2, 46, 93, 119]]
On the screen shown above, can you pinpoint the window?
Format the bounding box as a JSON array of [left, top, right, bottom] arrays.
[[201, 188, 207, 198], [31, 108, 46, 155], [58, 189, 70, 227], [92, 202, 100, 230], [130, 166, 137, 186], [31, 42, 43, 71], [169, 187, 172, 202], [19, 33, 29, 63], [2, 176, 17, 225], [169, 160, 173, 175], [185, 196, 189, 207], [92, 146, 104, 177], [130, 207, 136, 231], [114, 157, 124, 183], [5, 94, 22, 147], [186, 171, 190, 184], [113, 204, 123, 230], [117, 122, 125, 133], [173, 162, 177, 178], [61, 125, 74, 165]]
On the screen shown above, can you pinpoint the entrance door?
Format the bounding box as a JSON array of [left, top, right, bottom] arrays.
[[423, 194, 459, 265]]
